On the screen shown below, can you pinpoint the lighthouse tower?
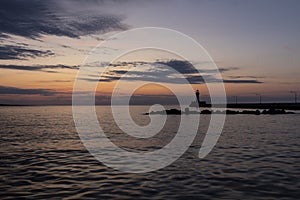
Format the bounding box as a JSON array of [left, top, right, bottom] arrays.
[[195, 89, 200, 108]]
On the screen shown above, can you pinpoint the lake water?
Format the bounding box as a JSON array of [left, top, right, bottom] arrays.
[[0, 106, 299, 199]]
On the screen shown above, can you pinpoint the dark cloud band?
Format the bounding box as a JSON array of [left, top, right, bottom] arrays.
[[0, 0, 128, 39], [0, 86, 58, 96], [81, 60, 263, 84], [0, 64, 79, 72], [0, 45, 54, 60]]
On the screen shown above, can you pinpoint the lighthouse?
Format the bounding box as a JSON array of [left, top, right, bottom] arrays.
[[189, 89, 207, 108], [195, 89, 200, 108]]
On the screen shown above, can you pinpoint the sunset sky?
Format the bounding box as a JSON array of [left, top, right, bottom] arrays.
[[0, 0, 299, 105]]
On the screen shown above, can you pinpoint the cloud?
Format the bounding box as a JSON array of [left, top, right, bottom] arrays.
[[105, 60, 240, 74], [0, 60, 259, 84], [37, 80, 72, 83], [0, 86, 59, 96], [0, 0, 128, 39], [0, 33, 10, 39], [80, 60, 263, 84], [223, 80, 263, 84], [155, 60, 198, 74], [0, 45, 54, 60], [227, 75, 265, 79], [0, 64, 79, 72]]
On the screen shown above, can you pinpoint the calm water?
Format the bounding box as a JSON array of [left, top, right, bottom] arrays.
[[0, 106, 299, 199]]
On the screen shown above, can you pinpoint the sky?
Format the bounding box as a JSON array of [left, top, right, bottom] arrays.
[[0, 0, 299, 105]]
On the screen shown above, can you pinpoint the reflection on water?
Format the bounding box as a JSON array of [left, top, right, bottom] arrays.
[[0, 106, 299, 199]]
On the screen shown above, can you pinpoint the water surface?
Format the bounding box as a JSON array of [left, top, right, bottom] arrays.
[[0, 106, 299, 199]]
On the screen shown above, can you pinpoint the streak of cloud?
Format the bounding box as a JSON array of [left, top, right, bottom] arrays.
[[0, 86, 59, 96], [0, 45, 54, 60], [80, 60, 263, 84], [0, 64, 79, 72]]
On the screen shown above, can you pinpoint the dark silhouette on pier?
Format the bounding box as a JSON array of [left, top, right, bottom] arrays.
[[195, 89, 200, 108], [191, 89, 207, 108]]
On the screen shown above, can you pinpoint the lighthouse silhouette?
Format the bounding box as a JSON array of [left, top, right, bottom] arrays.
[[195, 89, 201, 108]]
